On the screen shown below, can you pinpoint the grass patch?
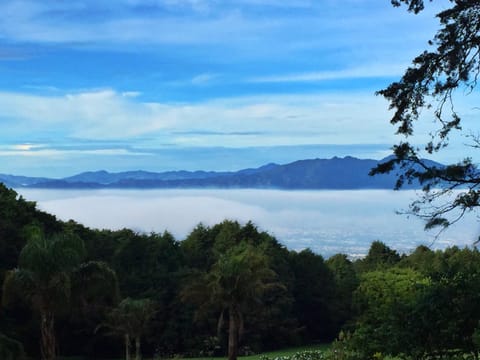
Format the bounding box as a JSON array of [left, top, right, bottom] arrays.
[[185, 344, 330, 360], [242, 344, 329, 360], [57, 344, 330, 360]]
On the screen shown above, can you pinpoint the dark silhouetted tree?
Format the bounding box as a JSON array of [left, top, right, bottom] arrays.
[[355, 241, 401, 273], [371, 0, 480, 232], [2, 228, 117, 360], [98, 298, 156, 360]]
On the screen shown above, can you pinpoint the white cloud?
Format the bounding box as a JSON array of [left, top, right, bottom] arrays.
[[0, 89, 165, 138], [5, 85, 474, 154], [7, 84, 478, 157], [0, 88, 410, 147], [11, 143, 39, 151]]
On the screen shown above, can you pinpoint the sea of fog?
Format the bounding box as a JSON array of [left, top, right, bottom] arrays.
[[16, 189, 480, 258]]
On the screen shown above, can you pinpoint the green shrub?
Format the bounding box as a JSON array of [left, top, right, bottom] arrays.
[[260, 349, 327, 360]]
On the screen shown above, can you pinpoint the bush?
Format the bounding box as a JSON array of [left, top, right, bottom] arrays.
[[260, 350, 327, 360]]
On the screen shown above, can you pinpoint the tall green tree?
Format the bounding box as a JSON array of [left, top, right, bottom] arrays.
[[371, 0, 480, 230], [182, 242, 283, 360], [62, 261, 119, 358], [2, 229, 117, 360], [98, 298, 156, 360], [289, 249, 335, 341], [0, 185, 60, 298], [355, 241, 401, 273], [111, 231, 185, 354], [113, 231, 182, 301], [181, 221, 297, 353], [351, 267, 431, 358], [180, 223, 217, 271], [326, 254, 358, 334]]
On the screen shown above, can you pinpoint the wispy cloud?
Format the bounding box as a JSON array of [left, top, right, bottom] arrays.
[[249, 64, 408, 83], [121, 91, 141, 98], [0, 0, 440, 56], [172, 130, 266, 136], [0, 144, 152, 157], [0, 1, 277, 46], [190, 73, 218, 85]]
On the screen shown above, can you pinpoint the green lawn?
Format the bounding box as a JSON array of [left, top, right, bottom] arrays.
[[241, 344, 330, 360], [58, 344, 330, 360], [185, 344, 330, 360]]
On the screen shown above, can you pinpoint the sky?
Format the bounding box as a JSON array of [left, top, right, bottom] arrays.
[[0, 0, 470, 177]]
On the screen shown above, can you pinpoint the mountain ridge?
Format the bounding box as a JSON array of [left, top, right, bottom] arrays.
[[0, 156, 441, 190]]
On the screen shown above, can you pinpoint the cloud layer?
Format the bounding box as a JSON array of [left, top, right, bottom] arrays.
[[17, 188, 478, 257]]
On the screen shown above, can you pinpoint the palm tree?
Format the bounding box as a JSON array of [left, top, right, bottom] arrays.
[[97, 297, 156, 360], [2, 228, 118, 360], [182, 242, 283, 360]]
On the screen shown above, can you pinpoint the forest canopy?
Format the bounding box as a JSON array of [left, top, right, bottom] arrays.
[[1, 183, 480, 360]]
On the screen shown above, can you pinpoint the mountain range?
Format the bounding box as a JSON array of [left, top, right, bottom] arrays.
[[0, 156, 438, 190]]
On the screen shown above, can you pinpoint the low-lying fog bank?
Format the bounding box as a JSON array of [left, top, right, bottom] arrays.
[[17, 188, 478, 257]]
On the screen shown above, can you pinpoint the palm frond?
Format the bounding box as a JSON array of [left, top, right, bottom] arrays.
[[72, 261, 119, 307], [2, 269, 36, 309]]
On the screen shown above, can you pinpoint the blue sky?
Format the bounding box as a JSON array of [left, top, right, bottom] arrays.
[[0, 0, 469, 177]]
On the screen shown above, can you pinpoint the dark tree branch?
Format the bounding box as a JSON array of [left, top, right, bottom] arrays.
[[373, 1, 480, 231]]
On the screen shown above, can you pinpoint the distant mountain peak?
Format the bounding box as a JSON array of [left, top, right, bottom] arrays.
[[0, 155, 436, 190]]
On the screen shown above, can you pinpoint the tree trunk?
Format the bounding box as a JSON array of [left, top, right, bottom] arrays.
[[228, 305, 239, 360], [217, 309, 225, 339], [125, 334, 131, 360], [135, 336, 141, 360], [238, 311, 244, 344], [40, 311, 56, 360]]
